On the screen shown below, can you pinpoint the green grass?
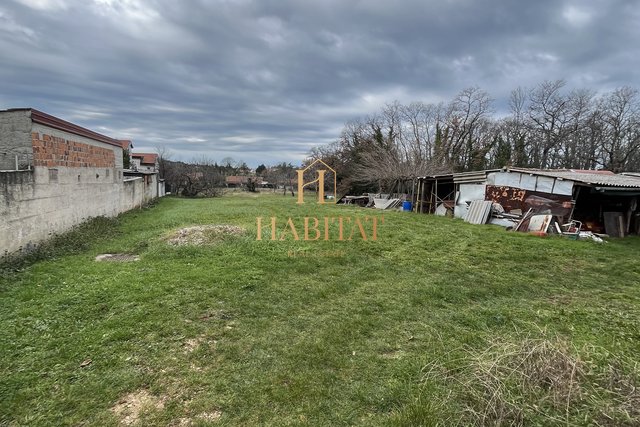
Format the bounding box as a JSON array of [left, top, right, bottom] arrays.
[[1, 192, 640, 426]]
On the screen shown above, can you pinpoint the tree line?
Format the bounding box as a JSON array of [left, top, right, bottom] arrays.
[[158, 150, 299, 197], [311, 80, 640, 194]]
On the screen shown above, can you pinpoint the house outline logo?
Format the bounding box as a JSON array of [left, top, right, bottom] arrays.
[[296, 158, 337, 204]]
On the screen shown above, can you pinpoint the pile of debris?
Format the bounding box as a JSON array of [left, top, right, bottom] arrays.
[[340, 193, 407, 210], [464, 200, 605, 242]]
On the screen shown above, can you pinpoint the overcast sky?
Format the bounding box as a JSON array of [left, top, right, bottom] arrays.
[[1, 0, 639, 167]]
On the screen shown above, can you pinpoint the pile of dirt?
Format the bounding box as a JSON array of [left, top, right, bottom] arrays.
[[166, 225, 246, 246]]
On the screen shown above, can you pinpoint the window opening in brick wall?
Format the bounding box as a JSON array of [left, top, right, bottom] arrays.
[[48, 168, 58, 183]]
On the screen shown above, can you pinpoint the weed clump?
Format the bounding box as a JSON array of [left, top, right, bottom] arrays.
[[420, 335, 640, 426]]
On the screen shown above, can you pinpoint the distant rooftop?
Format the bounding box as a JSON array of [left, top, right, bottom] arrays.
[[131, 152, 158, 165]]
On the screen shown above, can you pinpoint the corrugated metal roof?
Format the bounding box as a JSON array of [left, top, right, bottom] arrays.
[[507, 167, 640, 188], [465, 200, 493, 224], [417, 173, 454, 180], [454, 169, 500, 184]]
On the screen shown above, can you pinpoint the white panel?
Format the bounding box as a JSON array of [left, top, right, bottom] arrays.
[[493, 171, 522, 187], [535, 176, 555, 193], [454, 204, 467, 219], [519, 174, 537, 191], [459, 183, 486, 201], [552, 179, 573, 196], [454, 184, 486, 219], [486, 172, 496, 185]]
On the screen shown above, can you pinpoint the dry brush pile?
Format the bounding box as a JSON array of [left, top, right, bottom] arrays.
[[421, 335, 640, 426]]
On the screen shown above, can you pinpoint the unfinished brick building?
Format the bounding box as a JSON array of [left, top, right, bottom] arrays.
[[0, 108, 160, 254]]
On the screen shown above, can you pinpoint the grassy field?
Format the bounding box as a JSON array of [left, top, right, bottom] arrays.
[[2, 192, 640, 426]]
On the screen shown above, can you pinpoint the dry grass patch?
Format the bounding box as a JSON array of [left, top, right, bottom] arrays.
[[111, 389, 166, 425], [182, 336, 217, 354], [381, 349, 405, 360], [166, 225, 246, 246], [422, 336, 640, 426], [198, 411, 222, 422], [174, 411, 222, 426], [183, 337, 204, 353]]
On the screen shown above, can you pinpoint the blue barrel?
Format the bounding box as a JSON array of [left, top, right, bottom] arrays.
[[402, 201, 412, 211]]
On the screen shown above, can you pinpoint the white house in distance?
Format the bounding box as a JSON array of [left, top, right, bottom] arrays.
[[131, 152, 158, 172]]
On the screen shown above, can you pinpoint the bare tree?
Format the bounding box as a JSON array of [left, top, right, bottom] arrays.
[[155, 145, 173, 179], [563, 88, 596, 169], [162, 157, 224, 197], [597, 87, 640, 172], [503, 87, 529, 167], [443, 87, 495, 170], [311, 82, 640, 196], [527, 80, 572, 168]]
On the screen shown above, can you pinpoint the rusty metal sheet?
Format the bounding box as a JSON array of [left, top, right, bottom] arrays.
[[485, 185, 572, 217]]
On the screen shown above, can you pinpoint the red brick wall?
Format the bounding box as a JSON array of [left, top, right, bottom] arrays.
[[31, 132, 116, 168]]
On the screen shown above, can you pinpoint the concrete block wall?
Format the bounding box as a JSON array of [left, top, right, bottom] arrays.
[[0, 118, 159, 255], [143, 174, 157, 200], [121, 178, 145, 211], [1, 166, 123, 254], [0, 110, 32, 170]]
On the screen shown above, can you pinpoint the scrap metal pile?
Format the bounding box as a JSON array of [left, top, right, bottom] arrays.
[[464, 200, 605, 242], [340, 193, 406, 210]]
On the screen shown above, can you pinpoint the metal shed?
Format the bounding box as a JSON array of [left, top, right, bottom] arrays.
[[412, 167, 640, 237]]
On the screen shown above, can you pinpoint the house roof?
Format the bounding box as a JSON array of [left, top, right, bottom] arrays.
[[131, 152, 158, 165], [506, 167, 640, 188], [119, 139, 133, 150], [1, 108, 123, 148], [417, 173, 455, 180], [226, 175, 249, 184], [621, 172, 640, 178]]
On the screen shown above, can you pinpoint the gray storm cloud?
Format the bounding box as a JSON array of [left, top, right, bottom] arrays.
[[1, 0, 639, 165]]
